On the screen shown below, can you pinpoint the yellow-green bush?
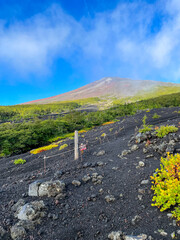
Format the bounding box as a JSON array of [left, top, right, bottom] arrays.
[[59, 144, 68, 151], [151, 153, 180, 220], [155, 125, 178, 138], [14, 159, 26, 165], [30, 144, 58, 154]]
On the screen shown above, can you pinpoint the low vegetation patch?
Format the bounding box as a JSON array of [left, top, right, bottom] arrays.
[[151, 153, 180, 221], [59, 144, 68, 151], [152, 113, 161, 119], [139, 115, 153, 133], [30, 144, 58, 154], [13, 159, 26, 165], [102, 121, 115, 126], [155, 125, 178, 138]]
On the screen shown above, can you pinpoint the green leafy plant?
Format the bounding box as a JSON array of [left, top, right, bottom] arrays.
[[151, 153, 180, 220], [14, 159, 26, 165], [152, 113, 161, 119], [139, 115, 153, 133], [155, 125, 178, 138]]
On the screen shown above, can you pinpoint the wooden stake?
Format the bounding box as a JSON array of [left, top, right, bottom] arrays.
[[74, 130, 79, 160], [44, 155, 46, 174]]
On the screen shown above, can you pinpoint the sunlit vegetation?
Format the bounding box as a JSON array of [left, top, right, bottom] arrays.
[[152, 113, 161, 119], [151, 153, 180, 221], [139, 115, 153, 133], [155, 125, 178, 138], [30, 144, 58, 154], [59, 144, 68, 151], [13, 159, 26, 165], [0, 97, 100, 122], [102, 121, 115, 126], [1, 92, 180, 157]]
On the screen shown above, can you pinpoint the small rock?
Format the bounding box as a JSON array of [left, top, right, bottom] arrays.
[[87, 194, 97, 202], [97, 161, 104, 166], [160, 231, 167, 237], [125, 235, 147, 240], [138, 189, 145, 194], [108, 231, 122, 240], [11, 225, 26, 240], [112, 167, 119, 170], [105, 195, 116, 203], [131, 215, 142, 225], [99, 188, 103, 193], [173, 220, 177, 226], [139, 161, 145, 167], [97, 150, 105, 156], [55, 193, 66, 200], [82, 175, 91, 183], [167, 213, 173, 218], [48, 213, 59, 220], [54, 170, 64, 178], [83, 163, 91, 168], [143, 148, 148, 154], [121, 150, 129, 156], [72, 180, 81, 187], [138, 195, 143, 201], [145, 154, 154, 159], [141, 180, 149, 185], [131, 145, 139, 151]]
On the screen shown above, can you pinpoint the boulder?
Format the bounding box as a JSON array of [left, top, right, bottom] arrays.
[[38, 180, 65, 197], [28, 180, 44, 197], [16, 200, 46, 221]]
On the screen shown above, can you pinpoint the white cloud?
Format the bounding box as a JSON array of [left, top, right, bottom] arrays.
[[0, 1, 180, 82]]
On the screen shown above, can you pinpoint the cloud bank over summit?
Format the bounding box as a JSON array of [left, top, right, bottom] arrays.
[[0, 0, 180, 82]]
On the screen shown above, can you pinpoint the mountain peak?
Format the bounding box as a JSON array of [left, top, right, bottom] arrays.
[[22, 77, 178, 104]]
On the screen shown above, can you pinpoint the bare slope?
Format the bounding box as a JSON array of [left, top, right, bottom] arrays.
[[22, 77, 178, 104]]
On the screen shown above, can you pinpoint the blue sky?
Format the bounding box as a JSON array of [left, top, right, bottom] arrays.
[[0, 0, 180, 105]]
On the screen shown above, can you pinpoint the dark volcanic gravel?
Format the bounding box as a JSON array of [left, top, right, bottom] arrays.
[[1, 107, 180, 240]]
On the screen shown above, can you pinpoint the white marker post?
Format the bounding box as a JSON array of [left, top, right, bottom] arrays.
[[74, 130, 79, 160]]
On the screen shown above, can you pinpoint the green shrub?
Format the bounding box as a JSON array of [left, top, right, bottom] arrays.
[[14, 159, 26, 165], [155, 125, 178, 138], [139, 115, 153, 133]]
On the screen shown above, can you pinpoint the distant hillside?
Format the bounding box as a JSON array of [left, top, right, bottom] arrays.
[[22, 77, 180, 104]]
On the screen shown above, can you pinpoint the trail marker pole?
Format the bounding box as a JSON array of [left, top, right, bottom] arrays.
[[74, 130, 79, 160], [44, 155, 46, 174]]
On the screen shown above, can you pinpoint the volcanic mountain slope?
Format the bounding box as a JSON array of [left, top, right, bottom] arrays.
[[23, 77, 179, 104], [1, 107, 180, 239]]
